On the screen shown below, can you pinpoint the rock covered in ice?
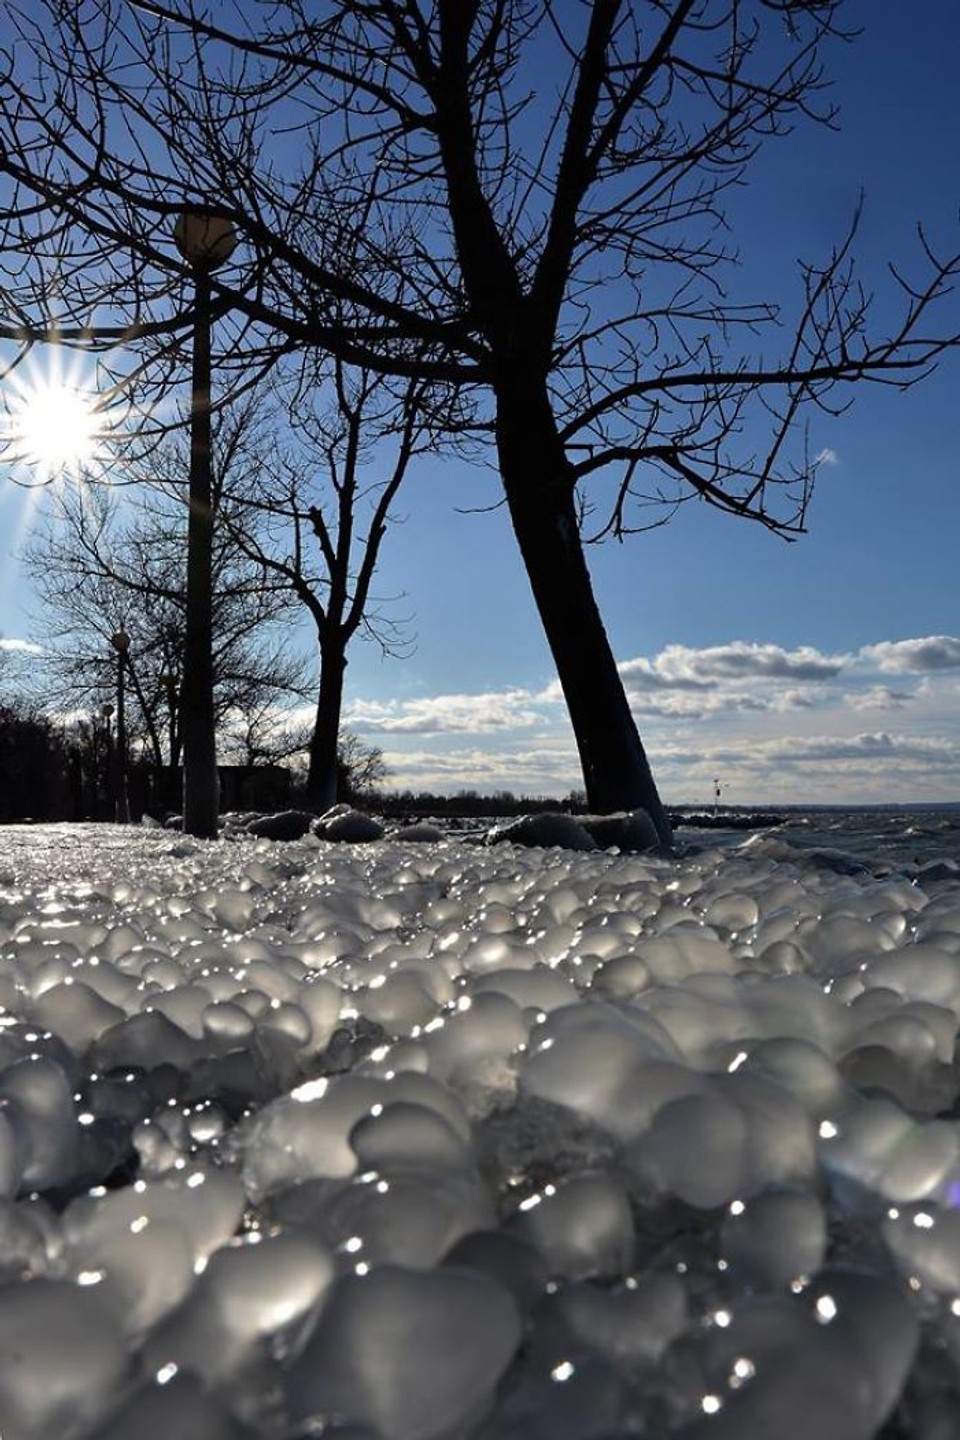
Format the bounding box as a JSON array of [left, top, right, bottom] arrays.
[[355, 968, 439, 1035], [243, 811, 315, 841], [93, 1010, 201, 1072], [29, 981, 125, 1052], [425, 990, 528, 1094], [883, 1203, 960, 1292], [468, 965, 578, 1013], [820, 1092, 960, 1204], [442, 1228, 548, 1315], [311, 806, 385, 842], [349, 1100, 473, 1174], [389, 822, 447, 842], [240, 1076, 386, 1197], [485, 813, 599, 851], [64, 1212, 196, 1341], [518, 1003, 680, 1139]]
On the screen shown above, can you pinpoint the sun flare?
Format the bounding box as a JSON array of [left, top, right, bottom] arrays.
[[1, 348, 119, 487], [8, 379, 102, 477]]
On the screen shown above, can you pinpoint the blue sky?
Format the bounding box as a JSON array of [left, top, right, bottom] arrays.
[[1, 0, 959, 806]]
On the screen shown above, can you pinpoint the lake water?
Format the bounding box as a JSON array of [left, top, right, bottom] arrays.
[[674, 805, 960, 872]]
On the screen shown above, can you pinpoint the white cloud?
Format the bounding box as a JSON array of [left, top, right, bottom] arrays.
[[381, 740, 581, 795], [345, 688, 547, 736], [0, 638, 43, 655], [846, 685, 914, 712], [814, 447, 839, 467], [859, 637, 960, 674], [648, 729, 960, 807], [772, 688, 825, 711], [618, 655, 714, 692], [338, 631, 960, 802], [629, 690, 769, 719], [620, 642, 848, 691]]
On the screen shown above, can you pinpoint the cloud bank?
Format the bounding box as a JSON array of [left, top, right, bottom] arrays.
[[343, 633, 960, 802]]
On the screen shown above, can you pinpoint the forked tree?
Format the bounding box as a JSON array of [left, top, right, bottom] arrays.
[[220, 365, 425, 812], [1, 1, 958, 842]]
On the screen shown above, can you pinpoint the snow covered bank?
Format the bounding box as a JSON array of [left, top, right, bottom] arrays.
[[1, 822, 960, 1438]]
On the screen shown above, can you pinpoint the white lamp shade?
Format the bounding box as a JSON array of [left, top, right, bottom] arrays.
[[174, 210, 238, 269]]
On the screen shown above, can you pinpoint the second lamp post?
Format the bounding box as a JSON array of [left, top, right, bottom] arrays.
[[110, 628, 130, 822], [174, 207, 237, 839]]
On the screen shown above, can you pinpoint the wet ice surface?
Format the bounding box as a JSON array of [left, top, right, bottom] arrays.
[[2, 824, 960, 1437]]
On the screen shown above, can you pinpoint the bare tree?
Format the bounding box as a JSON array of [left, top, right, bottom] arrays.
[[24, 475, 311, 770], [2, 1, 959, 842], [221, 365, 422, 810], [336, 732, 389, 805]]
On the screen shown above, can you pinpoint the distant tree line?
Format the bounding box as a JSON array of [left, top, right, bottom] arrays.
[[376, 788, 589, 821], [0, 676, 387, 823]]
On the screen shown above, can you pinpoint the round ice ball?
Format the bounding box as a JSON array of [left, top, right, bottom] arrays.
[[65, 1215, 196, 1341], [63, 1167, 246, 1272], [83, 1368, 251, 1440], [551, 1271, 688, 1370], [719, 1188, 827, 1289], [509, 1169, 635, 1281], [241, 1076, 387, 1199], [0, 1111, 23, 1199], [629, 1090, 748, 1209], [0, 1278, 130, 1440], [286, 1264, 521, 1440], [350, 1101, 474, 1174], [142, 1231, 335, 1384], [29, 981, 125, 1053], [0, 1055, 82, 1192]]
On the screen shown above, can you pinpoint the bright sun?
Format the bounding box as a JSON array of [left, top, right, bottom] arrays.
[[9, 380, 102, 477]]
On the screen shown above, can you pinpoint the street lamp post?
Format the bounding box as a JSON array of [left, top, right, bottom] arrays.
[[111, 628, 130, 822], [99, 702, 114, 821], [174, 207, 237, 839]]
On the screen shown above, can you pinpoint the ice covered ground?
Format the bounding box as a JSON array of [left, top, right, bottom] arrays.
[[2, 821, 960, 1439]]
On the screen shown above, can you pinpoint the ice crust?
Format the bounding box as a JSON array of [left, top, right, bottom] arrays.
[[0, 822, 959, 1436]]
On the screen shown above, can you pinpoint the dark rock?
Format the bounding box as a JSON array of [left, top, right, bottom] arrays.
[[311, 806, 385, 842], [485, 812, 598, 851], [244, 810, 316, 841]]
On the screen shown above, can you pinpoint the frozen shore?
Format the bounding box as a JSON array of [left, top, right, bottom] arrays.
[[1, 821, 960, 1438]]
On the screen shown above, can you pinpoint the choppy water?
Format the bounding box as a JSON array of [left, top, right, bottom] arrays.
[[675, 805, 960, 871]]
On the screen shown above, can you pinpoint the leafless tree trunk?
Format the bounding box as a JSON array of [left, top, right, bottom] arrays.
[[221, 366, 422, 810]]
